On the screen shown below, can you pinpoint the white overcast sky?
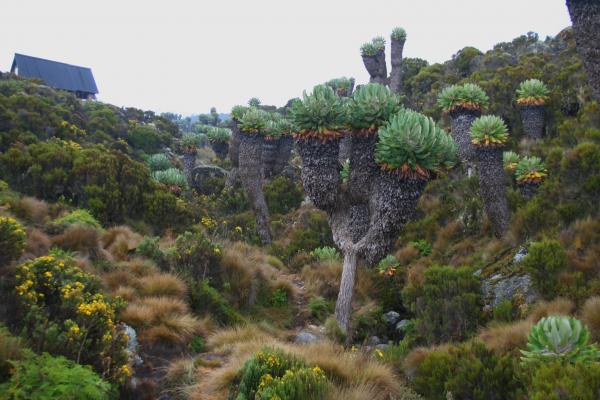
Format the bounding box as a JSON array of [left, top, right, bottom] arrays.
[[1, 0, 571, 115]]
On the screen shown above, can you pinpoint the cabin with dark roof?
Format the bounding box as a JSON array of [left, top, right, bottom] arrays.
[[10, 54, 98, 99]]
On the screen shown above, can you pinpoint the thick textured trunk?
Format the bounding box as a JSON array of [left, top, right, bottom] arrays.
[[229, 120, 241, 168], [338, 136, 352, 165], [362, 53, 387, 85], [389, 38, 405, 94], [335, 248, 359, 333], [518, 181, 541, 200], [238, 132, 271, 244], [182, 152, 196, 186], [262, 137, 279, 178], [348, 134, 379, 203], [475, 147, 510, 238], [567, 0, 600, 104], [359, 173, 427, 266], [296, 137, 341, 211], [520, 105, 545, 139], [450, 107, 481, 167], [211, 142, 229, 160], [376, 50, 388, 85], [271, 135, 293, 177]]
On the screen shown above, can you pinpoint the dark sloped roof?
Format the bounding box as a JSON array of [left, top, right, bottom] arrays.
[[11, 53, 98, 94]]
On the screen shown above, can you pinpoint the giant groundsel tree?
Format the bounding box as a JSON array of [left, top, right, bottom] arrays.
[[292, 84, 456, 332]]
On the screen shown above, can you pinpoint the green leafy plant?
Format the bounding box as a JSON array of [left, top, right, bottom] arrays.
[[325, 77, 355, 95], [347, 83, 402, 131], [437, 83, 489, 112], [410, 239, 432, 256], [147, 153, 172, 172], [522, 239, 566, 298], [207, 127, 232, 143], [340, 159, 350, 183], [516, 79, 550, 105], [171, 231, 221, 279], [248, 97, 261, 107], [152, 168, 188, 191], [256, 366, 328, 400], [238, 108, 269, 134], [360, 37, 386, 56], [311, 246, 340, 261], [391, 27, 407, 41], [188, 336, 205, 353], [308, 296, 332, 322], [290, 85, 345, 139], [503, 151, 521, 172], [0, 216, 26, 267], [181, 133, 205, 152], [270, 288, 289, 307], [231, 105, 250, 121], [52, 209, 102, 229], [470, 115, 509, 146], [515, 156, 547, 183], [375, 108, 457, 179], [14, 256, 129, 383], [0, 352, 114, 400], [521, 316, 600, 364], [377, 255, 399, 277]]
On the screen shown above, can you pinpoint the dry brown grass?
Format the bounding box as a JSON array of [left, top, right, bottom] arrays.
[[477, 320, 532, 353], [100, 226, 143, 261], [432, 219, 463, 256], [192, 324, 403, 400], [559, 218, 600, 274], [122, 257, 159, 277], [52, 224, 99, 252], [581, 296, 600, 342], [121, 296, 200, 345], [527, 298, 575, 323], [394, 244, 420, 265], [24, 228, 51, 257], [103, 270, 136, 292], [301, 260, 342, 300], [113, 286, 137, 302], [137, 273, 187, 298], [16, 197, 49, 224]]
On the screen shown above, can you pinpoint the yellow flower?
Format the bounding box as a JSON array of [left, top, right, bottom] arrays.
[[44, 271, 53, 278], [69, 325, 81, 335], [214, 247, 221, 255], [234, 226, 243, 234], [375, 349, 384, 359]]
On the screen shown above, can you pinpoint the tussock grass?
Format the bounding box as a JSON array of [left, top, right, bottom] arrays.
[[52, 224, 100, 252], [100, 225, 143, 260], [138, 273, 187, 298], [477, 320, 532, 353], [16, 196, 49, 224], [527, 297, 574, 322], [24, 228, 51, 258], [581, 296, 600, 342]]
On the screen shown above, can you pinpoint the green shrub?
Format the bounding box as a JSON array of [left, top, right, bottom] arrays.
[[0, 216, 26, 267], [147, 153, 172, 172], [127, 124, 167, 153], [189, 280, 242, 324], [0, 352, 114, 400], [270, 288, 289, 307], [522, 239, 566, 298], [493, 299, 515, 322], [412, 342, 523, 400], [188, 336, 205, 353], [526, 361, 600, 400], [325, 77, 355, 96], [264, 176, 303, 215], [375, 108, 456, 178], [14, 256, 129, 383], [136, 236, 167, 268], [515, 156, 547, 184], [410, 239, 432, 256], [256, 366, 328, 400], [308, 296, 332, 322], [470, 115, 509, 146], [0, 325, 24, 383], [311, 246, 340, 262], [234, 347, 328, 400], [521, 316, 600, 365], [403, 265, 482, 344], [53, 209, 102, 229], [170, 231, 221, 279]]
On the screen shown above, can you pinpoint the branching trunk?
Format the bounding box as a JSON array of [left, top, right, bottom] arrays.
[[334, 248, 358, 333], [567, 0, 600, 104], [362, 52, 388, 85], [389, 38, 406, 94], [239, 132, 271, 244]]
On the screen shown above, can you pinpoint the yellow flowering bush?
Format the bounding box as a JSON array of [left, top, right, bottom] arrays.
[[171, 231, 221, 279], [0, 216, 26, 266], [14, 255, 129, 383], [234, 347, 329, 400]]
